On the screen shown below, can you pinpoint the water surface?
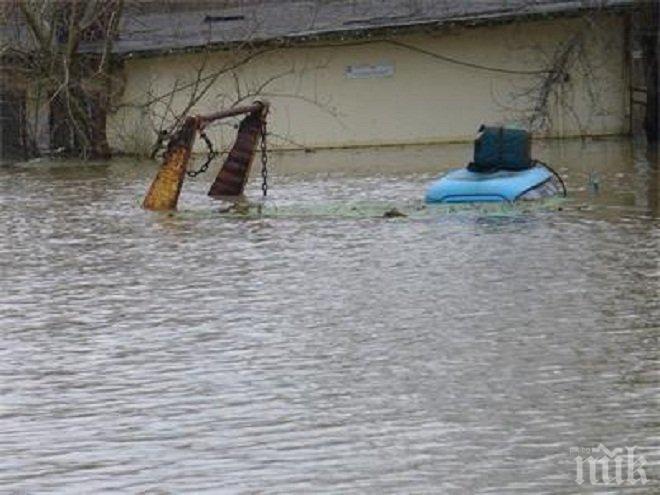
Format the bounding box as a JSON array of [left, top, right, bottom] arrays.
[[1, 137, 659, 493]]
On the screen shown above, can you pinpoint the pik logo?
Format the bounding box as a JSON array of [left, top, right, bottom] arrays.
[[572, 444, 648, 486]]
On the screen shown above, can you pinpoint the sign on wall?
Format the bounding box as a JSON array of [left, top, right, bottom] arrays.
[[345, 61, 395, 79]]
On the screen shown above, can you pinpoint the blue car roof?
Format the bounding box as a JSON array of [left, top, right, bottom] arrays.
[[425, 165, 553, 203]]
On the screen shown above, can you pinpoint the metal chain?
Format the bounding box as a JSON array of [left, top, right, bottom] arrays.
[[260, 119, 268, 197], [186, 131, 217, 178]]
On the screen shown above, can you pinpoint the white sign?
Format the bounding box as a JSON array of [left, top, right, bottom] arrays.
[[345, 62, 395, 79]]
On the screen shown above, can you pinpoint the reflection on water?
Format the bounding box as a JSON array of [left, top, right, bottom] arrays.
[[1, 137, 658, 493]]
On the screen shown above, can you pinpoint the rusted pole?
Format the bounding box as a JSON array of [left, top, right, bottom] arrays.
[[198, 102, 267, 128], [142, 101, 268, 211]]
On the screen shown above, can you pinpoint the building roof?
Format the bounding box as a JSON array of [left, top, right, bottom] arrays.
[[94, 0, 632, 56], [3, 0, 631, 58]]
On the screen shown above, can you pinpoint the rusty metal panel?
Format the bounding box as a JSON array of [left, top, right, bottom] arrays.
[[142, 117, 197, 211], [207, 111, 262, 198]]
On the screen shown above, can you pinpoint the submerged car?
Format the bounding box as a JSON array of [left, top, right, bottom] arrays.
[[425, 126, 565, 204]]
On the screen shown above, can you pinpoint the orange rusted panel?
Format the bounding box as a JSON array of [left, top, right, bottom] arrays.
[[142, 117, 198, 211]]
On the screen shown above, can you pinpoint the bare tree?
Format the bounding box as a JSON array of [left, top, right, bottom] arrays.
[[498, 7, 624, 135], [111, 43, 339, 160], [3, 0, 124, 158], [104, 0, 343, 159]]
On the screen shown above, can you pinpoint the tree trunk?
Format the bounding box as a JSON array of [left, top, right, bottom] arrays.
[[88, 90, 111, 159], [0, 82, 30, 160], [49, 87, 111, 159]]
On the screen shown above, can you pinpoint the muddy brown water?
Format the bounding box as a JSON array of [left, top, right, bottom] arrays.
[[1, 137, 659, 493]]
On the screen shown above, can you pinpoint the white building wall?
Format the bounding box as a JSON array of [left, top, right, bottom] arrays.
[[108, 13, 628, 153]]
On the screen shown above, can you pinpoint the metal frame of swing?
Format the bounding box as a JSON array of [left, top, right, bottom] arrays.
[[142, 101, 269, 211]]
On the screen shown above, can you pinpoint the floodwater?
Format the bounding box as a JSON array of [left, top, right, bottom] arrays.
[[1, 137, 658, 493]]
